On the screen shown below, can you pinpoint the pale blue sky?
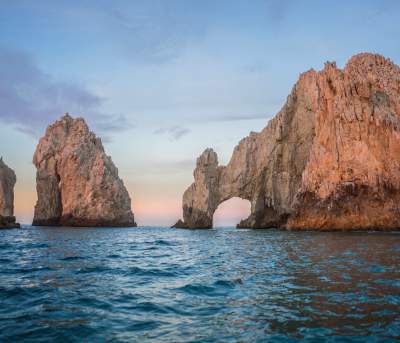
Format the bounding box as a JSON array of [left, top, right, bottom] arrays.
[[0, 0, 399, 225]]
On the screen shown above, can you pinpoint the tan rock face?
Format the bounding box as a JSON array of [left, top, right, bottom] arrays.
[[175, 53, 400, 230], [33, 114, 136, 227], [0, 158, 19, 228]]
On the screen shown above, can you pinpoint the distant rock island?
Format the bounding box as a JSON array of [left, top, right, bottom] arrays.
[[32, 114, 136, 227], [174, 53, 400, 230], [0, 158, 19, 228]]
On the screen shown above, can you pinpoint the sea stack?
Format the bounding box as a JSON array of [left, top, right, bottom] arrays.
[[32, 114, 136, 227], [175, 53, 400, 230], [0, 158, 20, 228]]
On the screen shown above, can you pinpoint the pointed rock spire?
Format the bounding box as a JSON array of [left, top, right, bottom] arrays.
[[33, 114, 136, 227]]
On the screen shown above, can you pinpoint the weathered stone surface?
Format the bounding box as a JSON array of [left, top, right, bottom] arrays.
[[176, 53, 400, 230], [0, 158, 19, 228], [33, 114, 136, 227], [171, 219, 188, 229]]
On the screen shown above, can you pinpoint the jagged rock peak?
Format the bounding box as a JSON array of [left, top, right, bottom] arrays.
[[195, 149, 219, 172], [175, 52, 400, 230], [33, 114, 136, 227], [0, 159, 19, 228], [345, 52, 395, 68]]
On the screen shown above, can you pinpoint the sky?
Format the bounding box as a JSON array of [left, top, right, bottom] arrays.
[[0, 0, 399, 226]]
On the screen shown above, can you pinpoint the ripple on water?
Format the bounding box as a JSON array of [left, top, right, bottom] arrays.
[[76, 265, 111, 274], [177, 280, 237, 297], [59, 256, 85, 261], [21, 243, 50, 249], [126, 266, 179, 277], [0, 227, 399, 342], [106, 254, 120, 259], [154, 239, 175, 246]]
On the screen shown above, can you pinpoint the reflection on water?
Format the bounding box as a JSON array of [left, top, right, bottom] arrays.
[[0, 227, 399, 342]]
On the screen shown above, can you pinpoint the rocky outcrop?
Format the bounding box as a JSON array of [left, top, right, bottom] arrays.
[[33, 114, 136, 227], [170, 219, 187, 229], [0, 158, 19, 228], [175, 53, 400, 230]]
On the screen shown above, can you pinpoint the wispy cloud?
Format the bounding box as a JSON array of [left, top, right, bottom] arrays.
[[0, 49, 132, 139], [42, 1, 209, 64], [153, 125, 191, 141]]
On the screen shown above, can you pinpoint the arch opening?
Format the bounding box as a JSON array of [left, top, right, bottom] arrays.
[[213, 197, 251, 228]]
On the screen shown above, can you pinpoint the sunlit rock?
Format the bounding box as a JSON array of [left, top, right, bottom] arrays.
[[33, 114, 136, 227], [0, 158, 19, 228], [176, 53, 400, 230]]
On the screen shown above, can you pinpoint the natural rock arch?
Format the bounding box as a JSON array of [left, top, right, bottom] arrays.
[[174, 53, 400, 230], [175, 131, 310, 230], [173, 75, 316, 230], [213, 197, 251, 228]]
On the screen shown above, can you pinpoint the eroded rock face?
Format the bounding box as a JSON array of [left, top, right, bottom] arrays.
[[33, 114, 136, 227], [0, 158, 19, 228], [175, 53, 400, 230]]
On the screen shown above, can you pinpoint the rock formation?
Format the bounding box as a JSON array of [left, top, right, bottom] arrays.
[[174, 53, 400, 230], [33, 114, 136, 227], [0, 158, 19, 228]]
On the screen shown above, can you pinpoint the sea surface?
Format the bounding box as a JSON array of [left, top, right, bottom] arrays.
[[0, 226, 399, 342]]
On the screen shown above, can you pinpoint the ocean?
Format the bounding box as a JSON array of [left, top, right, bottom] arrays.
[[0, 226, 399, 342]]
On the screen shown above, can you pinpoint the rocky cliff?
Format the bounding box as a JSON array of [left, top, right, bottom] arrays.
[[33, 114, 136, 227], [175, 53, 400, 230], [0, 158, 19, 228]]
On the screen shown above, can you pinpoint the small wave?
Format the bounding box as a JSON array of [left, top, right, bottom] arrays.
[[178, 279, 239, 296], [76, 296, 112, 310], [38, 317, 90, 329], [113, 293, 139, 304], [154, 239, 175, 246], [127, 266, 178, 277], [0, 257, 12, 263], [22, 243, 50, 249], [134, 302, 169, 314], [213, 279, 236, 288], [106, 254, 120, 259], [126, 320, 161, 332], [59, 256, 84, 261], [76, 266, 110, 274], [4, 266, 54, 274], [177, 284, 218, 296], [0, 285, 48, 301], [141, 246, 158, 251], [0, 286, 32, 298]]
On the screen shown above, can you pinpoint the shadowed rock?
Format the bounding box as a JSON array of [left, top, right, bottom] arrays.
[[32, 114, 136, 227], [0, 158, 19, 228], [171, 219, 187, 229], [175, 53, 400, 230]]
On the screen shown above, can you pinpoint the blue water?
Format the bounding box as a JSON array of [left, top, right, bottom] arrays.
[[0, 226, 399, 342]]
